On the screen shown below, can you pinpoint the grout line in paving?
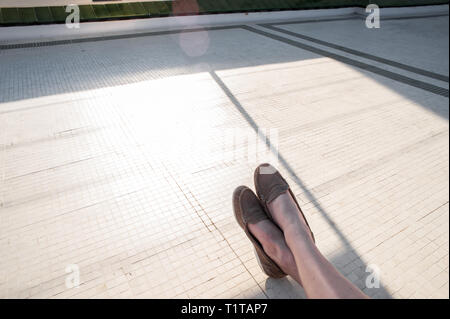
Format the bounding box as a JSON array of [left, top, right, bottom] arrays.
[[416, 201, 450, 222], [0, 184, 152, 240], [159, 162, 270, 298]]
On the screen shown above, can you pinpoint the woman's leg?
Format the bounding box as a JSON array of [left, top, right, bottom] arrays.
[[247, 219, 302, 284], [245, 191, 367, 298], [267, 191, 368, 299]]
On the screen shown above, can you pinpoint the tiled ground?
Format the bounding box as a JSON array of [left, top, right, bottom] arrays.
[[0, 14, 448, 299], [273, 15, 449, 76]]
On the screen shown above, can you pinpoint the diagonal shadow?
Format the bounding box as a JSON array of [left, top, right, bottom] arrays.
[[210, 70, 392, 298]]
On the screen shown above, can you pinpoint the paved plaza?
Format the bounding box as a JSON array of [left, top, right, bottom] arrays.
[[0, 12, 449, 299]]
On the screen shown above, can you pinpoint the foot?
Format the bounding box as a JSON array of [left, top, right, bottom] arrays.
[[268, 191, 315, 244], [254, 163, 315, 245], [247, 219, 301, 284]]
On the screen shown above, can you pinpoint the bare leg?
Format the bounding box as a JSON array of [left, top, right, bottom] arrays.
[[247, 220, 302, 284], [268, 191, 368, 299]]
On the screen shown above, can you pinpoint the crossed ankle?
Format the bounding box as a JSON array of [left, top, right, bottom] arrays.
[[284, 222, 315, 246], [262, 240, 291, 268], [272, 210, 302, 231]]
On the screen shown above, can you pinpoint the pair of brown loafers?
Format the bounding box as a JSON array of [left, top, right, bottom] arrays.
[[233, 163, 315, 278]]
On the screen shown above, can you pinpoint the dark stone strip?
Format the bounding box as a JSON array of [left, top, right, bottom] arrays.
[[0, 25, 241, 50], [242, 25, 449, 98], [260, 21, 448, 82]]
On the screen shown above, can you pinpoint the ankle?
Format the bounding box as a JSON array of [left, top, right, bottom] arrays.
[[272, 207, 302, 230], [284, 222, 315, 247], [263, 239, 292, 269], [276, 247, 295, 270], [261, 238, 280, 260]]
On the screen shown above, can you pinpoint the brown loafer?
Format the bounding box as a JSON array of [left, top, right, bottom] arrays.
[[254, 163, 315, 243], [232, 185, 286, 278]]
